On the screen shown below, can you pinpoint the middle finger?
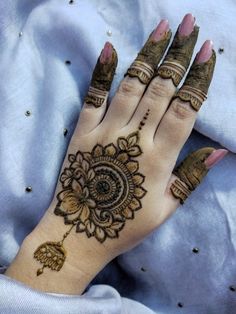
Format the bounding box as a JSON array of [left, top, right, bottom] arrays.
[[128, 13, 199, 138]]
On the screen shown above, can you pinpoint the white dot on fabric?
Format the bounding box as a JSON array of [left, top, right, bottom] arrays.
[[106, 30, 112, 36], [19, 32, 23, 37]]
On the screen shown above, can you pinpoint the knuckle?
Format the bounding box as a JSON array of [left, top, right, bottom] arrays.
[[117, 78, 142, 97], [147, 78, 173, 100], [169, 100, 195, 120]]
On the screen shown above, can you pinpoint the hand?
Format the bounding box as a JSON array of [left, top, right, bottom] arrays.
[[5, 14, 227, 294]]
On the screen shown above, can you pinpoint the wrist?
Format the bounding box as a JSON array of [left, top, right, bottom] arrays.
[[5, 203, 111, 295]]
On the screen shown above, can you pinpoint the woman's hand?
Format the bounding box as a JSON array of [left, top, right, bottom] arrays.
[[5, 14, 227, 294]]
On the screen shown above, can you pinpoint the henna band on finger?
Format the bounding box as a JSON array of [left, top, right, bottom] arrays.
[[125, 30, 171, 85], [157, 26, 199, 86], [174, 50, 216, 111], [170, 147, 215, 204], [84, 44, 118, 108]]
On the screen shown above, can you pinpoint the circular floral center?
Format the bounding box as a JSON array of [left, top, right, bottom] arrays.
[[95, 180, 111, 194], [88, 156, 134, 212]]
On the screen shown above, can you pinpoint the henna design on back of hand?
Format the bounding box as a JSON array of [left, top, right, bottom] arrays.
[[33, 111, 149, 276]]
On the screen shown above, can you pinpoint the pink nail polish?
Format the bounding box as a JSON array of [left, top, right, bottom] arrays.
[[196, 40, 213, 63], [100, 42, 113, 64], [151, 19, 169, 42], [178, 13, 195, 36], [204, 149, 228, 169]]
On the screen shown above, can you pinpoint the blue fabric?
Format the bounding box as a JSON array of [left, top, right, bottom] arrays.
[[0, 0, 236, 313]]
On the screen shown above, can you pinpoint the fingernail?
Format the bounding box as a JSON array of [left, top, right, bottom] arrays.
[[100, 42, 113, 64], [196, 40, 213, 63], [178, 13, 195, 36], [151, 19, 169, 41], [204, 149, 228, 169]]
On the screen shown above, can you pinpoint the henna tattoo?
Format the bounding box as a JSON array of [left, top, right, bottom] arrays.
[[34, 111, 150, 276]]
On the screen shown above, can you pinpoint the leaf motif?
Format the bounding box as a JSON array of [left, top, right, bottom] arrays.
[[76, 222, 86, 232], [76, 152, 83, 164], [80, 205, 90, 223], [128, 145, 142, 157], [68, 154, 76, 163], [82, 159, 90, 172], [111, 221, 124, 231], [95, 227, 106, 243], [105, 228, 118, 238], [127, 132, 139, 147], [118, 137, 128, 151], [85, 220, 95, 235], [83, 152, 92, 161], [88, 169, 95, 180]]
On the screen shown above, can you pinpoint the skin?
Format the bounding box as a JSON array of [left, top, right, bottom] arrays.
[[5, 14, 219, 295]]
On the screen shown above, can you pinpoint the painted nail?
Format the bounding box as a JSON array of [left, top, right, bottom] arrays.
[[151, 19, 169, 41], [204, 149, 228, 169], [196, 40, 213, 63], [178, 13, 195, 36], [100, 42, 113, 64]]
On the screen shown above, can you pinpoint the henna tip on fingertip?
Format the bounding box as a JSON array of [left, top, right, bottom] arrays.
[[100, 42, 114, 64], [196, 40, 214, 63], [204, 149, 228, 169]]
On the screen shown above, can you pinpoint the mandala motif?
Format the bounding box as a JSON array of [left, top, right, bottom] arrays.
[[54, 131, 147, 243]]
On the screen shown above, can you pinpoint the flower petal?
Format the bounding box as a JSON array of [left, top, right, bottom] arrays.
[[129, 197, 142, 211], [95, 227, 106, 243], [71, 161, 81, 169], [92, 144, 104, 157], [126, 160, 139, 173], [82, 159, 90, 172], [105, 228, 118, 238], [87, 198, 96, 208], [122, 206, 134, 219], [80, 205, 90, 223], [57, 190, 81, 214], [72, 179, 83, 194], [88, 169, 95, 180], [117, 152, 129, 163], [76, 222, 86, 232], [110, 221, 124, 231], [128, 145, 142, 157], [76, 152, 84, 164], [85, 220, 95, 236], [118, 137, 128, 150], [127, 132, 139, 147], [134, 186, 147, 198], [132, 174, 145, 186], [104, 144, 117, 157]]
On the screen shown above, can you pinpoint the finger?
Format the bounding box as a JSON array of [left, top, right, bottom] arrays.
[[165, 148, 228, 215], [154, 40, 216, 168], [101, 20, 171, 130], [77, 42, 118, 135], [128, 14, 199, 138]]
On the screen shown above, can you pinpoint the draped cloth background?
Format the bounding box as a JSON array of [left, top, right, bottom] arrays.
[[0, 0, 236, 313]]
